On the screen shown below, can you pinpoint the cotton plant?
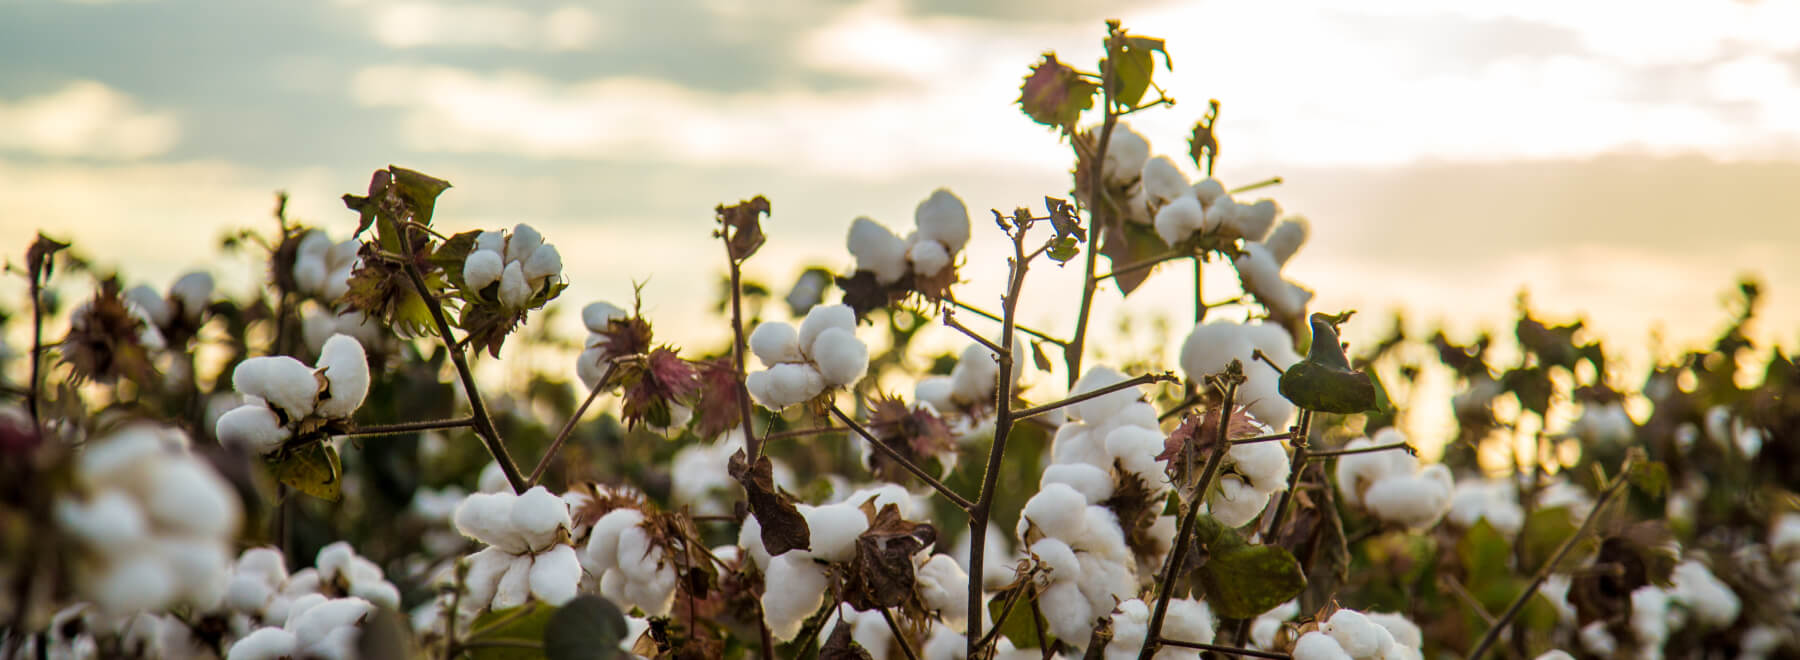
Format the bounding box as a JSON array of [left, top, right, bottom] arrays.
[[225, 596, 376, 660], [1107, 597, 1217, 660], [123, 270, 214, 334], [1291, 608, 1425, 660], [914, 335, 1024, 429], [745, 303, 869, 410], [452, 486, 582, 613], [215, 333, 371, 454], [54, 424, 242, 614], [460, 223, 564, 311], [846, 189, 973, 286], [581, 505, 680, 617], [1180, 321, 1301, 428], [1230, 218, 1314, 321], [292, 229, 361, 302], [1333, 429, 1453, 529]]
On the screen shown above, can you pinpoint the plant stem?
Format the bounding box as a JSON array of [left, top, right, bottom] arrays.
[[388, 216, 527, 494], [26, 259, 44, 430], [528, 361, 616, 485], [1064, 60, 1120, 387], [1260, 411, 1313, 543], [943, 310, 1009, 356], [723, 236, 762, 459], [975, 581, 1034, 650], [1307, 441, 1414, 459], [878, 606, 920, 660], [1231, 431, 1295, 446], [340, 416, 476, 437], [1155, 638, 1291, 659], [1467, 456, 1636, 659], [1228, 177, 1283, 194], [1139, 371, 1240, 660], [947, 295, 1066, 346], [827, 405, 973, 511], [1011, 372, 1175, 420], [1194, 256, 1206, 324]]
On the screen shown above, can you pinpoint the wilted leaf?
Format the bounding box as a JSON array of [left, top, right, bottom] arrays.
[[716, 196, 770, 262], [1188, 109, 1219, 173], [1098, 220, 1168, 296], [269, 441, 342, 501], [1030, 341, 1053, 372], [1279, 313, 1378, 414], [1019, 53, 1098, 132], [819, 621, 874, 660], [728, 449, 811, 555], [544, 595, 628, 660], [843, 503, 936, 610]]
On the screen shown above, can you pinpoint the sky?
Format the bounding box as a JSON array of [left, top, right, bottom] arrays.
[[4, 0, 1800, 411]]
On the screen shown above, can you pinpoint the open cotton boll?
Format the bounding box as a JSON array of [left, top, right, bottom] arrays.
[[1235, 243, 1300, 317], [528, 545, 580, 606], [1363, 465, 1455, 528], [498, 261, 531, 309], [1039, 579, 1094, 647], [1207, 475, 1271, 528], [1293, 631, 1353, 660], [1163, 598, 1217, 647], [1042, 463, 1115, 504], [1192, 178, 1227, 206], [585, 508, 645, 575], [228, 627, 299, 660], [1232, 199, 1280, 242], [803, 504, 869, 563], [1155, 195, 1207, 246], [1534, 652, 1575, 660], [56, 491, 149, 551], [908, 238, 953, 276], [1108, 599, 1152, 657], [454, 492, 527, 553], [915, 188, 972, 253], [463, 249, 504, 291], [1141, 156, 1190, 206], [799, 304, 857, 357], [1050, 423, 1109, 468], [170, 271, 215, 320], [749, 322, 802, 367], [582, 301, 626, 335], [1105, 425, 1167, 486], [1104, 124, 1151, 185], [916, 376, 956, 413], [848, 217, 911, 284], [762, 553, 829, 640], [950, 344, 1002, 405], [1629, 586, 1671, 648], [1203, 195, 1239, 235], [1229, 439, 1291, 493], [510, 486, 572, 549], [289, 597, 373, 651], [1023, 484, 1089, 540], [1072, 366, 1138, 423], [126, 284, 174, 328], [233, 356, 321, 420], [1323, 609, 1384, 658], [1265, 218, 1309, 266], [1029, 538, 1082, 581], [314, 334, 369, 419], [145, 458, 241, 536], [916, 554, 970, 630], [810, 327, 869, 387], [217, 405, 289, 453], [747, 363, 825, 410], [1335, 434, 1418, 508], [1670, 560, 1740, 627], [505, 224, 544, 265], [522, 244, 561, 284], [1075, 507, 1131, 563], [1449, 480, 1525, 536], [1364, 612, 1422, 649]]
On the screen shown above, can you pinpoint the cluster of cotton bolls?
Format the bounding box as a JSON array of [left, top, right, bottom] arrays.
[[745, 303, 869, 410], [1229, 218, 1313, 320], [124, 271, 214, 332], [1593, 559, 1742, 659], [1179, 321, 1300, 428], [581, 505, 679, 617], [1106, 598, 1216, 659], [846, 188, 972, 285], [1292, 608, 1424, 660], [215, 334, 370, 454], [452, 486, 582, 613], [914, 336, 1022, 429], [226, 596, 376, 660], [222, 543, 401, 626], [2, 605, 201, 659], [1202, 426, 1291, 528], [54, 424, 242, 614], [1447, 479, 1526, 536], [1047, 366, 1169, 496], [1334, 429, 1453, 529], [461, 223, 563, 311], [292, 229, 361, 302]]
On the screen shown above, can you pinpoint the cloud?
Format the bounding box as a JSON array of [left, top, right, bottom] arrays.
[[363, 2, 604, 51], [0, 81, 178, 160]]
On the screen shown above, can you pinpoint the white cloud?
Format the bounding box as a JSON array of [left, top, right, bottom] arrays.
[[364, 2, 605, 51], [0, 81, 178, 160]]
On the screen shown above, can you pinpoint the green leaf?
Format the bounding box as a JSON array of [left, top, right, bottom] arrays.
[[1518, 506, 1591, 574], [544, 596, 629, 660], [1107, 35, 1169, 109], [268, 441, 341, 501], [1191, 514, 1307, 619], [1365, 367, 1396, 415], [432, 230, 484, 291], [1018, 54, 1098, 132], [468, 604, 555, 660], [389, 166, 453, 226], [1457, 518, 1511, 583], [1628, 460, 1668, 497], [986, 587, 1043, 649], [1046, 236, 1080, 263], [1278, 313, 1378, 414]]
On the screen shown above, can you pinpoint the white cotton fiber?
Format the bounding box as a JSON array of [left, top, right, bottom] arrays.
[[1365, 612, 1422, 649], [1292, 631, 1353, 660], [1104, 425, 1165, 485], [915, 189, 971, 253], [916, 554, 970, 630], [126, 284, 173, 328], [492, 555, 533, 610], [1265, 219, 1309, 266], [505, 224, 544, 265], [217, 404, 289, 453], [916, 376, 955, 413], [582, 301, 626, 334], [1191, 178, 1226, 206], [586, 508, 646, 574], [523, 243, 561, 283], [1042, 463, 1114, 504], [227, 627, 299, 660], [529, 545, 580, 606], [1233, 199, 1279, 242], [1141, 156, 1190, 206], [289, 597, 373, 649], [1023, 484, 1089, 540], [233, 356, 320, 421], [1323, 609, 1382, 658], [509, 486, 571, 549], [475, 229, 506, 255], [463, 249, 504, 291], [747, 363, 826, 411], [1104, 124, 1150, 185], [1670, 560, 1740, 627], [454, 492, 524, 553], [762, 553, 828, 640], [908, 238, 953, 277], [1072, 366, 1136, 423], [803, 503, 870, 564], [1029, 538, 1082, 581], [1039, 579, 1094, 647], [848, 217, 910, 284], [799, 304, 857, 356], [170, 271, 214, 319], [809, 327, 868, 387], [1208, 475, 1271, 528], [1164, 598, 1217, 646], [1204, 195, 1239, 235], [1363, 465, 1454, 528], [1230, 439, 1291, 493], [1050, 424, 1109, 469], [144, 458, 240, 536], [1155, 195, 1207, 246], [498, 261, 530, 310], [55, 491, 149, 552], [314, 334, 369, 419]]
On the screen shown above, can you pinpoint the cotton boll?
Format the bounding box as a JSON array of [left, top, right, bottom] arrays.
[[492, 556, 534, 610], [1364, 612, 1422, 649], [504, 224, 544, 265], [1029, 538, 1082, 582], [1050, 423, 1109, 468], [1104, 124, 1151, 185], [1163, 598, 1216, 646], [522, 243, 562, 284], [916, 554, 970, 630], [1630, 586, 1671, 648], [1578, 622, 1617, 657], [1203, 195, 1239, 235], [126, 284, 174, 329], [576, 346, 610, 392], [1155, 195, 1207, 246], [848, 217, 911, 284], [1293, 631, 1353, 660], [1323, 609, 1382, 658], [1075, 507, 1131, 563], [923, 623, 968, 660], [1265, 219, 1309, 266], [56, 491, 150, 553], [314, 334, 369, 419], [1534, 652, 1575, 660], [1041, 463, 1115, 504], [170, 271, 214, 320], [763, 553, 829, 640], [1040, 579, 1094, 647], [1233, 199, 1280, 242], [1235, 243, 1294, 314], [473, 229, 505, 255], [916, 376, 956, 413], [748, 363, 826, 410], [908, 238, 953, 277], [1207, 475, 1271, 528], [1671, 560, 1740, 627], [1023, 484, 1089, 540], [1141, 156, 1190, 206], [289, 597, 373, 650], [1072, 366, 1138, 423], [1074, 552, 1136, 616], [498, 261, 531, 310], [799, 304, 857, 357], [233, 356, 321, 421], [510, 486, 572, 550], [1229, 440, 1291, 493], [92, 554, 178, 613], [585, 509, 645, 575], [462, 249, 504, 291], [1180, 322, 1255, 385], [1335, 436, 1417, 508], [749, 322, 803, 366], [1191, 178, 1226, 206], [454, 492, 526, 553], [581, 301, 626, 335], [916, 189, 972, 254], [950, 343, 1002, 406], [227, 627, 298, 660], [810, 327, 868, 387], [1449, 480, 1525, 536], [529, 545, 580, 606], [144, 458, 241, 537], [804, 504, 870, 564], [1105, 425, 1166, 485], [1363, 465, 1454, 528]]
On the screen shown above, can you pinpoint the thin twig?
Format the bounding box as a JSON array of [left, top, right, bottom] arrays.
[[1228, 177, 1283, 194], [1250, 349, 1287, 376], [1441, 574, 1499, 627], [1467, 456, 1637, 659], [1140, 368, 1241, 659], [1231, 431, 1295, 446], [943, 310, 1008, 357], [387, 215, 528, 493], [1092, 250, 1187, 283], [878, 605, 920, 660], [528, 361, 617, 485], [723, 234, 762, 460], [946, 295, 1067, 346], [1308, 441, 1415, 459], [975, 582, 1033, 649], [26, 254, 44, 430], [758, 424, 846, 443], [827, 405, 973, 511], [1012, 372, 1176, 420], [1156, 638, 1291, 659], [339, 417, 475, 438], [1159, 393, 1202, 421], [1260, 412, 1313, 544], [1064, 43, 1121, 387]]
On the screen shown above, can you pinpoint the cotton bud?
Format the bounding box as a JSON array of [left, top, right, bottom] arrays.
[[1265, 218, 1309, 266], [313, 334, 369, 419], [1141, 156, 1190, 206], [522, 243, 561, 284], [1234, 199, 1280, 242], [1104, 124, 1151, 184], [1155, 195, 1207, 246], [908, 238, 953, 277], [505, 223, 544, 265], [498, 261, 530, 310], [748, 322, 802, 366], [809, 327, 868, 387], [1191, 178, 1227, 206], [217, 405, 288, 453], [233, 356, 320, 420], [799, 304, 856, 357], [848, 217, 910, 284], [915, 189, 971, 253]]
